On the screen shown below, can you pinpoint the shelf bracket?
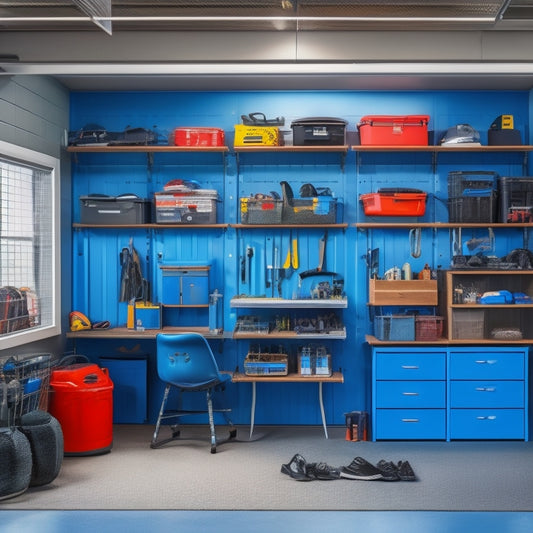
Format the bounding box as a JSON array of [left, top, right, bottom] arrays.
[[147, 152, 154, 169], [432, 151, 437, 173]]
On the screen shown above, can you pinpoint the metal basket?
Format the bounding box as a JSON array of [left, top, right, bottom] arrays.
[[1, 353, 53, 428]]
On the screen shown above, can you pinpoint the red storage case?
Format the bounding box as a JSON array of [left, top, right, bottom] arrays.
[[358, 115, 429, 146], [360, 189, 427, 216], [49, 361, 113, 456], [173, 127, 225, 147]]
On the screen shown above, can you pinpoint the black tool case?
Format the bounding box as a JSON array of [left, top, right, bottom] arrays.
[[80, 194, 152, 224], [291, 117, 347, 146]]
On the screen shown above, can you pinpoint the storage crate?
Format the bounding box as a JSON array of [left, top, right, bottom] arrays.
[[374, 315, 415, 341], [358, 115, 429, 146], [415, 316, 444, 341], [282, 197, 337, 224], [244, 353, 288, 376], [499, 176, 533, 222], [452, 309, 485, 339], [448, 171, 499, 198], [448, 193, 498, 223], [154, 191, 218, 224], [360, 190, 427, 217], [240, 197, 283, 224], [80, 195, 151, 224]]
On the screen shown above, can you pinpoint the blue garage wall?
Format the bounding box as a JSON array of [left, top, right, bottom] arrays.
[[69, 90, 530, 427]]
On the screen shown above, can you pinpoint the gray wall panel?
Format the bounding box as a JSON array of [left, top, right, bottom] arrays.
[[0, 74, 70, 359]]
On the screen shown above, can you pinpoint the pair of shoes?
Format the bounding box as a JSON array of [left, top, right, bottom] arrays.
[[376, 460, 401, 481], [340, 456, 383, 480], [307, 462, 341, 481], [281, 453, 312, 481], [281, 454, 341, 481], [397, 460, 416, 481], [376, 459, 417, 481]]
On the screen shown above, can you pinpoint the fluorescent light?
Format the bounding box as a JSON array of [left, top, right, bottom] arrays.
[[0, 16, 496, 24], [2, 62, 533, 76]]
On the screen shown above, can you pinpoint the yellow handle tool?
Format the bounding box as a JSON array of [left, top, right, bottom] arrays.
[[283, 235, 299, 270]]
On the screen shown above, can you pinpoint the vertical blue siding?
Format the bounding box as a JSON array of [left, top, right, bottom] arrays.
[[69, 89, 531, 426]]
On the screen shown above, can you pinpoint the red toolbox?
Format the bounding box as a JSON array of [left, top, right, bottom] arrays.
[[360, 188, 427, 216], [173, 127, 225, 147], [358, 115, 430, 146], [49, 360, 113, 456]]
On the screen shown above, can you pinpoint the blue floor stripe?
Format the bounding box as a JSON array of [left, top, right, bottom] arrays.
[[3, 511, 533, 533]]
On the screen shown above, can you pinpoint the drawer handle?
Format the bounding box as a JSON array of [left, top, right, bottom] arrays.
[[476, 415, 497, 421], [401, 418, 420, 423], [402, 392, 419, 396], [401, 365, 420, 370], [474, 360, 498, 365], [475, 387, 496, 392]]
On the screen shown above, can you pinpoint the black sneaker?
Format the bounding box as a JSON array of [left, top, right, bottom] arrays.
[[397, 460, 416, 481], [376, 460, 401, 481], [307, 462, 341, 480], [281, 454, 313, 481], [340, 456, 383, 480]]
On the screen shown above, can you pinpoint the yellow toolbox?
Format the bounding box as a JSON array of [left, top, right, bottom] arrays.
[[234, 125, 281, 146]]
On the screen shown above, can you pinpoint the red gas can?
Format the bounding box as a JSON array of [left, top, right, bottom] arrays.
[[49, 361, 113, 456]]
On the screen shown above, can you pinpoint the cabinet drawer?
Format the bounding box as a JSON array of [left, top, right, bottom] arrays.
[[376, 381, 446, 408], [450, 409, 525, 439], [375, 351, 446, 380], [449, 350, 525, 380], [450, 381, 525, 408], [375, 409, 446, 440]]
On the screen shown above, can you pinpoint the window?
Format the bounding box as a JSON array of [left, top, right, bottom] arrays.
[[0, 140, 61, 349]]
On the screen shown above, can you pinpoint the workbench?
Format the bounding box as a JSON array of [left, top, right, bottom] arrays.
[[231, 371, 344, 438]]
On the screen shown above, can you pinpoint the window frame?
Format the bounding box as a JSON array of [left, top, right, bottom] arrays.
[[0, 139, 61, 349]]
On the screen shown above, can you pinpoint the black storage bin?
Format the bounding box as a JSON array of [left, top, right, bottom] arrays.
[[291, 117, 347, 146], [488, 129, 522, 146], [80, 195, 151, 224], [499, 176, 533, 222], [448, 193, 498, 223], [448, 171, 498, 198]]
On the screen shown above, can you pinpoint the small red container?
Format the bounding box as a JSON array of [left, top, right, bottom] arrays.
[[360, 191, 427, 216], [173, 127, 225, 147], [358, 115, 429, 146], [49, 362, 113, 456]]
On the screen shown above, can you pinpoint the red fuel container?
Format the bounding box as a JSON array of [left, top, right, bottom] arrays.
[[49, 362, 113, 456]]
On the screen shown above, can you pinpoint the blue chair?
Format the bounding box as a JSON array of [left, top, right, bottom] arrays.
[[151, 333, 236, 453]]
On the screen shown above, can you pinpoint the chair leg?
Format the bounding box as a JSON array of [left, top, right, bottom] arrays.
[[206, 388, 217, 454], [150, 384, 172, 449]]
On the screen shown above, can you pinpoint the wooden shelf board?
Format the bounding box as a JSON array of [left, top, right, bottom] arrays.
[[231, 371, 344, 383]]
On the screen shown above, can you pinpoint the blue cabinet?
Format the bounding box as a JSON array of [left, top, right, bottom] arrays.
[[372, 347, 447, 440], [372, 346, 529, 441]]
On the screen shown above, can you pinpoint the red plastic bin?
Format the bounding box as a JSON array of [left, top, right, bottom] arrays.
[[360, 191, 427, 216], [358, 115, 429, 146], [49, 361, 113, 456], [173, 127, 225, 147]]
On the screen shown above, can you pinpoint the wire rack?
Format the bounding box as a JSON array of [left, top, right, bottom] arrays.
[[0, 353, 53, 428]]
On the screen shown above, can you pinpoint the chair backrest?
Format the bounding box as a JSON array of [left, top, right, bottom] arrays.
[[156, 333, 221, 388]]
